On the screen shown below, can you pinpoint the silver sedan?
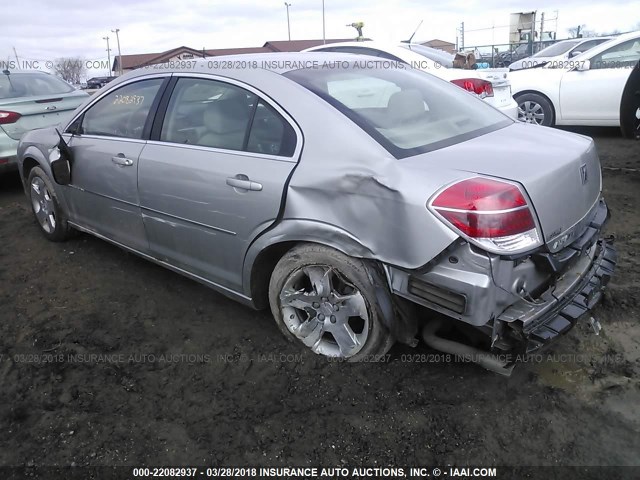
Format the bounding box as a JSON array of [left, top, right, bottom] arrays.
[[16, 53, 616, 374]]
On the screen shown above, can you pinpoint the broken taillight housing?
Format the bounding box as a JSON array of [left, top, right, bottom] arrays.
[[450, 78, 494, 99], [429, 177, 542, 254]]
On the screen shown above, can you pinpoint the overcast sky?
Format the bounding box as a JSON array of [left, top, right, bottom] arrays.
[[2, 0, 639, 73]]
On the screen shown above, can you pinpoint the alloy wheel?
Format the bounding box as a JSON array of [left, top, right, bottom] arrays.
[[279, 265, 369, 358], [31, 177, 57, 234], [518, 101, 545, 125]]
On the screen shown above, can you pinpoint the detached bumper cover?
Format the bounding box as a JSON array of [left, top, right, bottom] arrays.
[[498, 199, 616, 352], [520, 238, 616, 352]]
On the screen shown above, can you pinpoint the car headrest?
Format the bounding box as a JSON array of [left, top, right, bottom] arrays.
[[203, 96, 250, 134], [387, 89, 425, 124]]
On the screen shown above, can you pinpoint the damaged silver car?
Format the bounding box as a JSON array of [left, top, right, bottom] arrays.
[[16, 53, 616, 374]]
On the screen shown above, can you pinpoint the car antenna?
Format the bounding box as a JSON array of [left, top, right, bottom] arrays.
[[402, 20, 423, 44], [2, 69, 16, 91]]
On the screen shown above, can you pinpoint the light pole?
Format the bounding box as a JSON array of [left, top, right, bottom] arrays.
[[284, 3, 291, 41], [111, 28, 122, 75], [103, 36, 111, 75]]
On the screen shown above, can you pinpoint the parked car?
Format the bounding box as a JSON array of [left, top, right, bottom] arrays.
[[0, 70, 88, 172], [495, 43, 537, 67], [85, 76, 117, 89], [17, 53, 615, 373], [509, 31, 640, 129], [509, 37, 613, 71], [304, 41, 518, 119]]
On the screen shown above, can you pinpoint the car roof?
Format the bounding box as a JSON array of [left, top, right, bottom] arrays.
[[115, 51, 388, 83], [301, 42, 442, 68], [304, 40, 414, 55]]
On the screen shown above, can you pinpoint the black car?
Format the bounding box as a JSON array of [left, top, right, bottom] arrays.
[[85, 76, 117, 89]]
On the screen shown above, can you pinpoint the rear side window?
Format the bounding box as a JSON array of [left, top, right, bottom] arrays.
[[246, 101, 296, 156], [0, 73, 74, 99], [160, 77, 297, 156], [80, 78, 164, 139]]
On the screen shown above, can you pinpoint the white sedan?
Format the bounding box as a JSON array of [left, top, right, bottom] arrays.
[[303, 41, 518, 119], [509, 31, 640, 127], [508, 36, 612, 71]]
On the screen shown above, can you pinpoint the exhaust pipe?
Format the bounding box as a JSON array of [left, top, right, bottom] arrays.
[[422, 319, 514, 376]]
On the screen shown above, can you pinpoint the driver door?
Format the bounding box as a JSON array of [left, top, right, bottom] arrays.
[[559, 37, 640, 124], [64, 77, 167, 252]]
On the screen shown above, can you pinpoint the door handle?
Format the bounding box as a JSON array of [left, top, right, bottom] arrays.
[[226, 176, 262, 191], [111, 155, 134, 167]]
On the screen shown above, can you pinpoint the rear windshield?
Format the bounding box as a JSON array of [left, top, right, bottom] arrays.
[[284, 65, 511, 159], [532, 40, 581, 58], [0, 72, 74, 99]]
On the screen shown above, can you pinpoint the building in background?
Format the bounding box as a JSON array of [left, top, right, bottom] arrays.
[[419, 39, 456, 54]]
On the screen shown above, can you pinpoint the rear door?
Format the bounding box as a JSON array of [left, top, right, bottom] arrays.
[[138, 75, 301, 291], [64, 76, 167, 251]]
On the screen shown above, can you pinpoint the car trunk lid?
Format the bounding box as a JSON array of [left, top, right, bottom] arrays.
[[0, 91, 86, 140], [402, 123, 602, 253]]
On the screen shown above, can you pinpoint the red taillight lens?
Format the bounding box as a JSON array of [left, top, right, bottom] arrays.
[[0, 111, 21, 125], [430, 178, 541, 253], [450, 78, 494, 98]]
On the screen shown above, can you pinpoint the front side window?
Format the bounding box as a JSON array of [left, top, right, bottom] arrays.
[[80, 78, 164, 139], [161, 77, 296, 156], [285, 64, 511, 158], [590, 38, 640, 69]]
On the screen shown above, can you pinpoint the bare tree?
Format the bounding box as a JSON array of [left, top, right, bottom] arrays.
[[52, 57, 86, 84], [567, 25, 586, 38]]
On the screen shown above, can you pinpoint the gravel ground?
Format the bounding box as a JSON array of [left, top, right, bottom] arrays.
[[0, 127, 638, 475]]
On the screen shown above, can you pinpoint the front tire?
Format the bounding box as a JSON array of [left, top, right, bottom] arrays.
[[516, 93, 555, 126], [27, 166, 73, 242], [268, 244, 394, 361]]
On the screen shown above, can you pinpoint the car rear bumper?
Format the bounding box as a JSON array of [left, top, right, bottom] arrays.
[[0, 129, 19, 172], [495, 97, 518, 119], [499, 219, 616, 353], [386, 198, 615, 353]]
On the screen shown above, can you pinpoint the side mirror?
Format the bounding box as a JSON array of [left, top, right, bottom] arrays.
[[49, 130, 73, 185], [570, 50, 583, 58], [575, 60, 590, 71]]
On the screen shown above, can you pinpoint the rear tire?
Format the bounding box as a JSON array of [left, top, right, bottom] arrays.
[[268, 244, 394, 362], [27, 166, 73, 242], [516, 93, 554, 126]]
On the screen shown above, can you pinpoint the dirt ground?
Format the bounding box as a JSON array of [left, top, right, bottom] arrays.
[[0, 127, 639, 474]]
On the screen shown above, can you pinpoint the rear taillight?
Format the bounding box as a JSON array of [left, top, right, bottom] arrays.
[[0, 111, 21, 125], [429, 177, 541, 254], [450, 78, 494, 98]]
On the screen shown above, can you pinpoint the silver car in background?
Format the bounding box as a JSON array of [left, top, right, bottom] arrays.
[[16, 53, 615, 374], [0, 70, 88, 172]]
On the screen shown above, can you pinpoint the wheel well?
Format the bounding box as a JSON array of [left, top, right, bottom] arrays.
[[513, 90, 557, 123], [22, 157, 39, 181], [250, 241, 298, 310]]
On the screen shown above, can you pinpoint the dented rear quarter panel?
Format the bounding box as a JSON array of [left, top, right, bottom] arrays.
[[238, 68, 469, 297]]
